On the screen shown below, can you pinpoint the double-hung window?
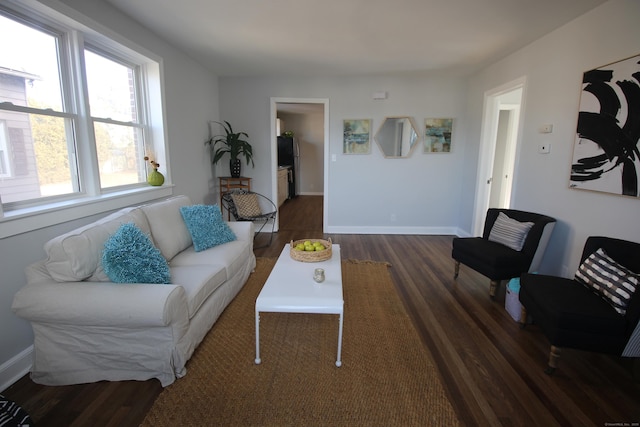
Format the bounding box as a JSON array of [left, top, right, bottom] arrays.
[[0, 3, 166, 216]]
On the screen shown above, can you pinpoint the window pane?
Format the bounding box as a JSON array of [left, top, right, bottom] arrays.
[[85, 50, 137, 122], [0, 14, 63, 111], [0, 111, 77, 203], [94, 122, 145, 188]]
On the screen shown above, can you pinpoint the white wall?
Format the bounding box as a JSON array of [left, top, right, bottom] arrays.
[[0, 0, 219, 390], [219, 73, 468, 234], [463, 0, 640, 276]]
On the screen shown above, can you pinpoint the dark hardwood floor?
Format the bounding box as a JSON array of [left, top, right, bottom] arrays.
[[4, 195, 639, 426]]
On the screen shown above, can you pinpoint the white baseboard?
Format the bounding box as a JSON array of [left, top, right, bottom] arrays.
[[454, 227, 473, 238], [326, 225, 461, 235], [0, 346, 32, 392]]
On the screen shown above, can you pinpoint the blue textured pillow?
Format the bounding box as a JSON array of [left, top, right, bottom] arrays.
[[180, 204, 237, 252], [102, 223, 171, 284]]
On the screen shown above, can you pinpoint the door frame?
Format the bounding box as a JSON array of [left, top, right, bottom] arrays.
[[270, 97, 329, 232], [472, 77, 526, 236]]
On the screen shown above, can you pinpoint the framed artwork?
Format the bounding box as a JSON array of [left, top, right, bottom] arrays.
[[424, 118, 453, 153], [343, 119, 371, 154], [570, 53, 640, 198]]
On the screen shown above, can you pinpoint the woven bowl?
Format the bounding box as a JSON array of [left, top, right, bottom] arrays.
[[290, 238, 332, 262]]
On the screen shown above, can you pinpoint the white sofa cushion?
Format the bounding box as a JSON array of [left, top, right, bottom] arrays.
[[170, 265, 227, 319], [171, 239, 252, 282], [142, 195, 193, 261], [44, 207, 152, 282]]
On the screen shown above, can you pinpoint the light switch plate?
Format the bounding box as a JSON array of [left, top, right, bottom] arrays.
[[539, 124, 553, 133]]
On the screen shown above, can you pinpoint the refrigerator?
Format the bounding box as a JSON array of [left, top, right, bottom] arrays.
[[277, 136, 299, 198]]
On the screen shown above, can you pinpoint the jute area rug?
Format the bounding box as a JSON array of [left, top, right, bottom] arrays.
[[142, 258, 460, 426]]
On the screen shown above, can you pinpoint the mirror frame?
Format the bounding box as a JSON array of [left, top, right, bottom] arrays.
[[374, 116, 420, 158]]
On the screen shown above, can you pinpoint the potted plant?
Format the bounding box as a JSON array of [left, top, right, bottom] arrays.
[[205, 120, 254, 178]]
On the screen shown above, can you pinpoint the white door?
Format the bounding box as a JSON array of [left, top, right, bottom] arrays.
[[472, 80, 524, 236]]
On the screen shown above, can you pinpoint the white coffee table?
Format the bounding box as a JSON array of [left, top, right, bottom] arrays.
[[255, 244, 343, 367]]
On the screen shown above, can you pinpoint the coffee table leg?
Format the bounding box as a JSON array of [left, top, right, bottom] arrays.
[[336, 310, 343, 367], [255, 309, 261, 364]]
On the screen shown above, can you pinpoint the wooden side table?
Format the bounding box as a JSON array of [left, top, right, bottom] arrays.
[[219, 176, 252, 218]]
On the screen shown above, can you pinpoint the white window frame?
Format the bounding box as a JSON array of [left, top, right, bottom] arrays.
[[0, 0, 171, 238], [0, 121, 11, 177]]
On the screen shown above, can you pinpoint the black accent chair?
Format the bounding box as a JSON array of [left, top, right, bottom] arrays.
[[519, 236, 640, 374], [452, 208, 556, 298], [221, 189, 277, 248]]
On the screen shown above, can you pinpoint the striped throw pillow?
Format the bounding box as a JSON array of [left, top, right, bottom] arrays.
[[487, 212, 534, 251], [575, 248, 638, 316]]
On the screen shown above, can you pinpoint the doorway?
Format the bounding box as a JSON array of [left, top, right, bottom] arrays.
[[472, 78, 525, 236], [270, 97, 329, 232]]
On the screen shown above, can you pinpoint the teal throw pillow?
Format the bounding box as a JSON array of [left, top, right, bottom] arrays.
[[180, 204, 237, 252], [102, 223, 171, 284]]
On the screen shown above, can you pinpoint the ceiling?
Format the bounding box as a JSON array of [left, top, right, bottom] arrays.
[[104, 0, 607, 77]]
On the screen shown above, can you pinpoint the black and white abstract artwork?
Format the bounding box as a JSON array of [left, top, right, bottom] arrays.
[[570, 54, 640, 198]]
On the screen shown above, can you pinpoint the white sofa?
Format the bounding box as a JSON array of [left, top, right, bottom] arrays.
[[12, 195, 256, 387]]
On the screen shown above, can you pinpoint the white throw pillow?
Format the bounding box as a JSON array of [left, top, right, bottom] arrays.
[[488, 212, 534, 251], [44, 207, 152, 282], [142, 195, 193, 261]]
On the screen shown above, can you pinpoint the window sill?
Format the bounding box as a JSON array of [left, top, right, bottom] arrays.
[[0, 186, 174, 238]]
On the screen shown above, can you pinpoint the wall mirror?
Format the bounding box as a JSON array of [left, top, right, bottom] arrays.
[[374, 117, 419, 158]]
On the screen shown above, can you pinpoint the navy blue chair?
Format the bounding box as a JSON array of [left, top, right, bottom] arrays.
[[452, 208, 556, 298], [520, 236, 640, 374]]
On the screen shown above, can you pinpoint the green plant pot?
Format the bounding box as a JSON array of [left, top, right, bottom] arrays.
[[147, 169, 165, 186]]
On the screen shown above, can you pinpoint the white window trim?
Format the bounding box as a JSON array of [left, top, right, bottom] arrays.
[[0, 186, 173, 238], [0, 121, 11, 177], [0, 0, 172, 238]]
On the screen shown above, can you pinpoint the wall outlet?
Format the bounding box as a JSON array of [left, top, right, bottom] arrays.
[[538, 143, 551, 154], [390, 213, 397, 222]]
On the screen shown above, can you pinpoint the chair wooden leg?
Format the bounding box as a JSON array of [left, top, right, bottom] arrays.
[[545, 345, 561, 375], [454, 261, 460, 279], [489, 280, 499, 299], [519, 306, 527, 329]]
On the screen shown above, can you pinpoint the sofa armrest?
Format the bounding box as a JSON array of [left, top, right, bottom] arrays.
[[227, 221, 254, 242], [12, 280, 188, 328]]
